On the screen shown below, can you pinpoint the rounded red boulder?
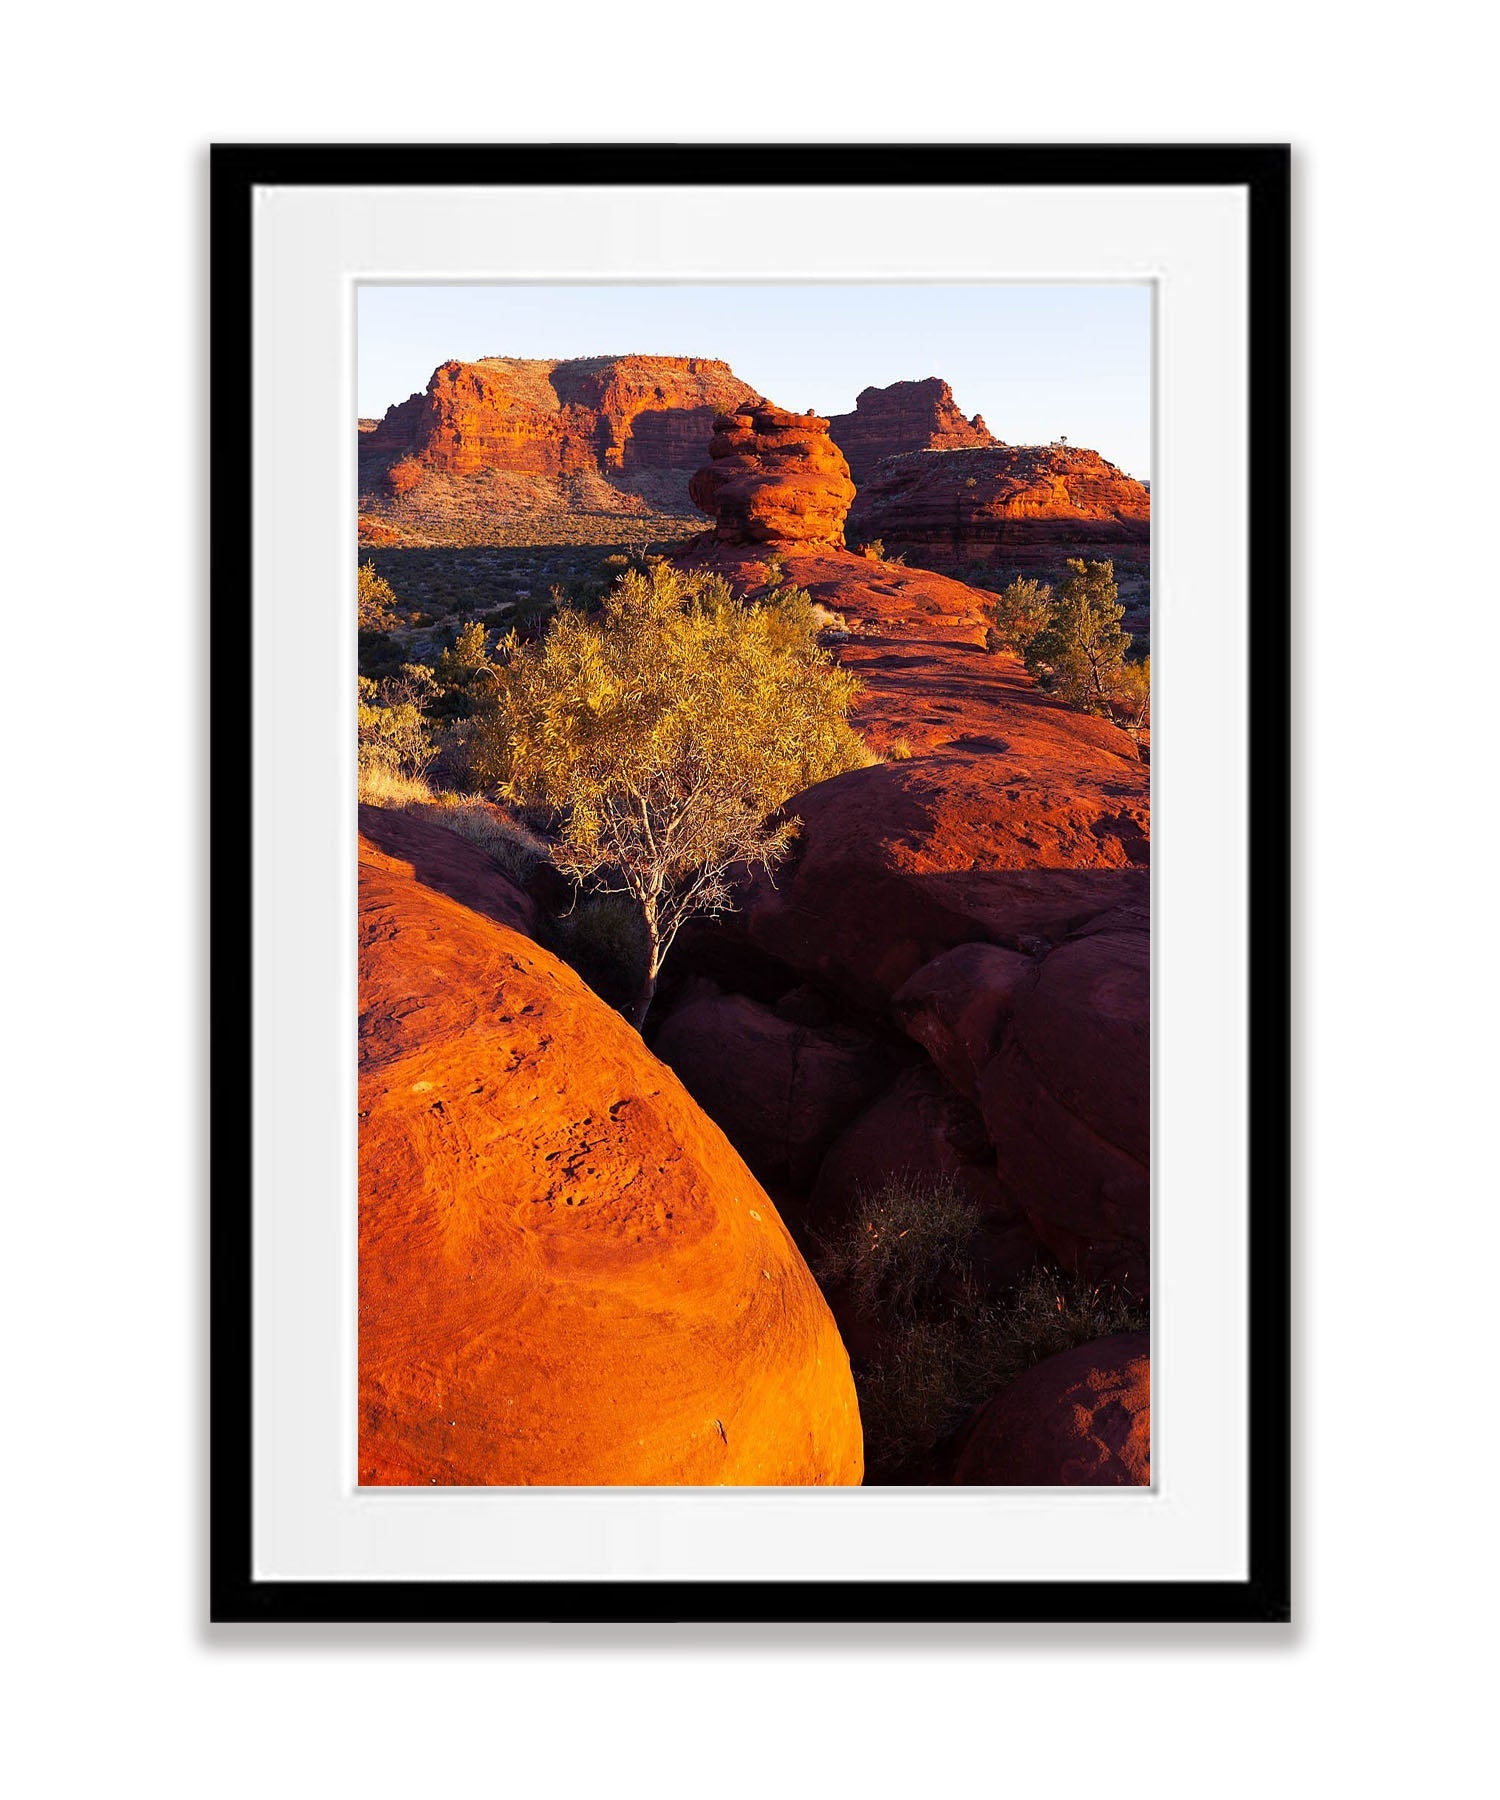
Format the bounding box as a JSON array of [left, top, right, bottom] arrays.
[[952, 1332, 1150, 1485], [359, 814, 863, 1487]]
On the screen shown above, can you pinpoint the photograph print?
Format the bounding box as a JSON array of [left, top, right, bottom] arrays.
[[356, 281, 1152, 1489]]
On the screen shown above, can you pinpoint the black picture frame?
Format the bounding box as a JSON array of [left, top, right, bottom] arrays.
[[210, 142, 1290, 1626]]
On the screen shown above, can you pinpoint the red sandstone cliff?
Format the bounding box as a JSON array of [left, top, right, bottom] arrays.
[[829, 378, 999, 482], [847, 442, 1151, 575], [366, 354, 762, 490]]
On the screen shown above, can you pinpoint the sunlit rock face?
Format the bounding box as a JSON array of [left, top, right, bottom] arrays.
[[829, 377, 999, 484], [657, 540, 1151, 1295], [847, 442, 1150, 573], [367, 354, 762, 482], [687, 402, 857, 547], [357, 807, 863, 1489]]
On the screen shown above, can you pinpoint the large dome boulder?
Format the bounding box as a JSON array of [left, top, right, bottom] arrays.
[[952, 1333, 1151, 1485], [358, 813, 863, 1487]]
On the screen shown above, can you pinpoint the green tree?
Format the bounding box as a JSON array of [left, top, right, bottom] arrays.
[[986, 574, 1055, 658], [987, 560, 1150, 738], [1031, 558, 1131, 713], [476, 562, 868, 1027], [428, 619, 504, 720]]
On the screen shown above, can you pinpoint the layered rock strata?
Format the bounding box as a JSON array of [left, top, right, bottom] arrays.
[[828, 377, 998, 483], [847, 443, 1150, 575]]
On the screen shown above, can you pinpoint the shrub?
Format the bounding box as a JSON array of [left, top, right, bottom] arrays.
[[420, 794, 546, 885], [807, 601, 851, 640], [356, 760, 434, 808], [1110, 654, 1151, 739], [860, 539, 885, 560], [357, 671, 436, 786], [544, 893, 649, 1013], [887, 736, 914, 761], [816, 1174, 1147, 1475], [988, 560, 1151, 736], [469, 561, 869, 1027], [817, 1171, 981, 1323], [986, 575, 1054, 658], [357, 561, 401, 632]]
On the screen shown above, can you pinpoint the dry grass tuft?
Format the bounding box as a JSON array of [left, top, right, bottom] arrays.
[[817, 1171, 980, 1322], [357, 761, 436, 808], [356, 769, 546, 888], [420, 793, 547, 884], [817, 1174, 1147, 1475]]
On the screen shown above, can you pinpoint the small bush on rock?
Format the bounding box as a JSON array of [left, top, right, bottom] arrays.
[[817, 1171, 981, 1323], [817, 1174, 1147, 1476], [987, 560, 1151, 737]]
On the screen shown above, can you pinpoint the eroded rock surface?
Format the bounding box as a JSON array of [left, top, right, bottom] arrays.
[[366, 354, 761, 482], [829, 378, 999, 483], [359, 812, 863, 1487], [687, 402, 856, 546], [847, 443, 1150, 577]]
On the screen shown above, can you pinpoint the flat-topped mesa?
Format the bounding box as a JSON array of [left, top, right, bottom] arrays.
[[687, 401, 857, 546], [367, 354, 761, 485], [848, 441, 1151, 573], [829, 378, 1000, 483]]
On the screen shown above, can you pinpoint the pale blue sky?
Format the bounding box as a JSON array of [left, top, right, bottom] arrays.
[[359, 284, 1152, 478]]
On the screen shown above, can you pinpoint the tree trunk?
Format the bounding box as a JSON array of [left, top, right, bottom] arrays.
[[626, 905, 662, 1033], [626, 969, 657, 1033]]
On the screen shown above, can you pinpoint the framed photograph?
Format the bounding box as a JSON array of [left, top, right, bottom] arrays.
[[211, 143, 1289, 1623]]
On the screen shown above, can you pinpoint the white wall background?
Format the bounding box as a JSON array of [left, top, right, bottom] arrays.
[[4, 4, 1493, 1795]]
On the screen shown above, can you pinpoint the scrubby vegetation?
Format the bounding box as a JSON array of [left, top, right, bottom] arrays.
[[985, 558, 1150, 738], [357, 667, 437, 790], [357, 560, 402, 631], [817, 1171, 1147, 1476], [475, 562, 871, 1026], [356, 557, 872, 1027]]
